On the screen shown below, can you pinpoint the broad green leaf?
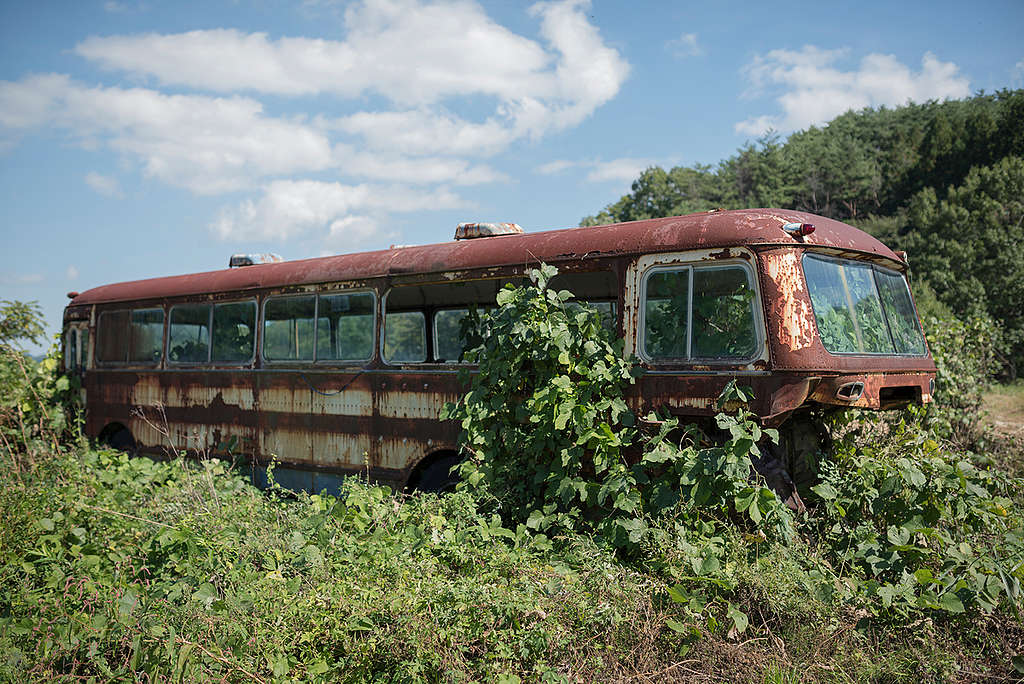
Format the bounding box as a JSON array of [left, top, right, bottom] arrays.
[[727, 604, 749, 634], [937, 592, 965, 614]]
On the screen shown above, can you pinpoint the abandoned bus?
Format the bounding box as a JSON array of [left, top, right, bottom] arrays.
[[62, 209, 935, 493]]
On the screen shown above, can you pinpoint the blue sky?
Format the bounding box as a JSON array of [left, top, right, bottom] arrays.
[[2, 0, 1022, 352]]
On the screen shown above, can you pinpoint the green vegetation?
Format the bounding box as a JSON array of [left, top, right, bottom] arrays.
[[583, 89, 1024, 377], [5, 263, 1024, 680]]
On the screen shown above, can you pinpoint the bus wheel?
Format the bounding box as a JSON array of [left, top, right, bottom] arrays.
[[407, 452, 462, 494], [99, 424, 136, 453], [763, 413, 831, 511]]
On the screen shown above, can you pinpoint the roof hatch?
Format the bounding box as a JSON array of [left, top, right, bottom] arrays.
[[454, 222, 523, 240], [229, 253, 284, 268]]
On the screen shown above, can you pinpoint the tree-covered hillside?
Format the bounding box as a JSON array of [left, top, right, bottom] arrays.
[[582, 89, 1024, 376]]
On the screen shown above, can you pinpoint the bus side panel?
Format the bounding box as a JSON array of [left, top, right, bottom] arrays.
[[85, 370, 261, 463], [309, 371, 376, 475], [254, 371, 313, 475], [371, 371, 462, 473]]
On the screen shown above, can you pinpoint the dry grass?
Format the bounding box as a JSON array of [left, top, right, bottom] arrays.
[[984, 381, 1024, 441]]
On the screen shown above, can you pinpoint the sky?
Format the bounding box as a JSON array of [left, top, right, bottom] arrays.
[[2, 0, 1022, 352]]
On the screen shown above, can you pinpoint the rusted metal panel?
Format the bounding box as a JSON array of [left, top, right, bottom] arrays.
[[758, 248, 936, 376], [761, 249, 816, 353], [808, 373, 932, 409]]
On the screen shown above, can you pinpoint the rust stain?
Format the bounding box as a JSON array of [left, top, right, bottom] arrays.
[[765, 251, 815, 351]]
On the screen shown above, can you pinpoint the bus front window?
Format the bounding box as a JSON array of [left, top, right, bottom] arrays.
[[803, 254, 925, 355]]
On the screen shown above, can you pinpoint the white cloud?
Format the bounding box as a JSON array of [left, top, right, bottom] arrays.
[[212, 179, 468, 243], [84, 171, 124, 198], [66, 265, 80, 280], [328, 110, 514, 157], [72, 0, 628, 143], [1013, 59, 1024, 88], [2, 1, 630, 243], [74, 11, 547, 103], [735, 47, 970, 136], [0, 73, 71, 129], [584, 158, 656, 184], [324, 215, 384, 251], [667, 32, 702, 58], [536, 159, 578, 175], [0, 76, 334, 194], [535, 157, 658, 183], [332, 143, 508, 185]]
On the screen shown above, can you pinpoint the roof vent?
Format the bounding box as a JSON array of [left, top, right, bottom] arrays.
[[454, 222, 523, 240], [229, 253, 284, 268]]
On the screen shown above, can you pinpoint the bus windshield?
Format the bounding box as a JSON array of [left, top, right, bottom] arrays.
[[802, 254, 926, 355]]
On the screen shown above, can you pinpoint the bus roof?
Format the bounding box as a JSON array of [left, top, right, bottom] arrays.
[[70, 208, 902, 307]]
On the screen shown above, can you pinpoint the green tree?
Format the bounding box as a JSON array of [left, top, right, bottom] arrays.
[[0, 300, 45, 349], [907, 156, 1024, 376]]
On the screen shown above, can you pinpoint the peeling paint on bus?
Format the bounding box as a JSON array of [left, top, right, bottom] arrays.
[[764, 250, 816, 352]]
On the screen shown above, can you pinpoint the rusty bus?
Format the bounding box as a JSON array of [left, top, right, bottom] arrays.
[[62, 209, 935, 493]]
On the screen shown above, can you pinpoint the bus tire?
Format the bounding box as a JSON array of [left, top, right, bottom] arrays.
[[99, 424, 136, 453], [408, 452, 462, 493]]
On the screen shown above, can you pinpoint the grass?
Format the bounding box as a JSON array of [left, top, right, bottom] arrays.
[[985, 380, 1024, 441], [2, 446, 1023, 682]]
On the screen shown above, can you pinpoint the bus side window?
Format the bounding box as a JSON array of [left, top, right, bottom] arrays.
[[644, 268, 690, 359], [80, 328, 89, 369], [264, 296, 315, 361], [212, 301, 256, 363], [317, 292, 374, 362], [384, 311, 426, 363], [642, 263, 758, 361], [66, 329, 77, 371], [169, 304, 211, 363], [691, 266, 757, 359], [434, 309, 466, 362], [96, 310, 130, 363], [129, 308, 165, 363]]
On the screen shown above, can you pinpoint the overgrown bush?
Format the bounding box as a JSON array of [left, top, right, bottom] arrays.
[[444, 265, 1024, 627], [814, 413, 1023, 617], [0, 300, 79, 459], [442, 265, 793, 551], [916, 312, 1005, 450], [3, 448, 746, 682]]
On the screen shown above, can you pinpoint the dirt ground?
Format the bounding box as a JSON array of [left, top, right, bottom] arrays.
[[984, 381, 1024, 440]]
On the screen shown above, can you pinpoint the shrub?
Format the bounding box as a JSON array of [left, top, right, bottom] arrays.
[[445, 265, 1024, 625], [0, 300, 79, 459], [442, 265, 793, 550]]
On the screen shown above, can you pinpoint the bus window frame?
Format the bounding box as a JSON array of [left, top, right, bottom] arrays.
[[430, 306, 478, 365], [312, 289, 377, 366], [167, 298, 258, 367], [210, 299, 259, 366], [801, 252, 928, 358], [381, 307, 428, 365], [261, 289, 378, 366], [95, 307, 165, 367], [260, 293, 318, 365], [636, 254, 765, 367]]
